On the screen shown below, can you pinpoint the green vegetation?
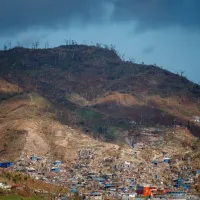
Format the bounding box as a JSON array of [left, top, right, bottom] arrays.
[[0, 195, 41, 200], [74, 107, 123, 141], [3, 172, 29, 184], [63, 100, 77, 112], [106, 127, 120, 142], [63, 98, 127, 142], [75, 107, 104, 121], [0, 171, 67, 200], [64, 98, 104, 124]]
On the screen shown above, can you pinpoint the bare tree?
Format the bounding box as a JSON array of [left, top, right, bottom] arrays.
[[120, 53, 125, 61], [17, 41, 21, 47], [71, 40, 77, 45], [3, 45, 7, 51], [32, 43, 35, 49], [96, 43, 101, 48], [103, 44, 109, 49], [68, 38, 72, 45], [8, 41, 11, 49], [32, 41, 39, 49], [45, 41, 49, 49], [64, 39, 69, 45], [36, 41, 39, 48], [180, 70, 184, 77], [110, 44, 116, 52], [129, 58, 135, 63]]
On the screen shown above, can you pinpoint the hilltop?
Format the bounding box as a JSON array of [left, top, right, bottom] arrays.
[[0, 44, 200, 194]]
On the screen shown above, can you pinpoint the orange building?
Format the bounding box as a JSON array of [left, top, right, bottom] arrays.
[[143, 186, 152, 197]]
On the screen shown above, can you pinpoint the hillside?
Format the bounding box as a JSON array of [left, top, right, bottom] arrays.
[[0, 44, 200, 194], [0, 45, 200, 138], [0, 92, 200, 184]]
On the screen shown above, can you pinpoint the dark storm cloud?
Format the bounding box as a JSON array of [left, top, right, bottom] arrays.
[[112, 0, 200, 31], [0, 0, 108, 36], [0, 0, 200, 36]]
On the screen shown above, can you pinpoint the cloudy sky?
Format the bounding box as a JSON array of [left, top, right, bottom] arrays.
[[0, 0, 199, 83]]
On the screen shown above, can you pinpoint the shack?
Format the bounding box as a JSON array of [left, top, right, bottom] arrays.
[[104, 183, 115, 190], [53, 160, 62, 166], [90, 191, 103, 200], [0, 162, 13, 168], [26, 167, 36, 172], [173, 178, 183, 188], [163, 157, 171, 163], [51, 167, 60, 173], [30, 155, 38, 161]]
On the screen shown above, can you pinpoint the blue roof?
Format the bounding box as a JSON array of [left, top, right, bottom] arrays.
[[51, 167, 60, 172], [183, 184, 190, 189], [91, 192, 101, 195], [155, 175, 159, 179], [167, 191, 186, 196], [0, 162, 13, 168], [104, 184, 114, 187], [61, 198, 68, 200], [98, 177, 106, 181], [71, 189, 77, 193]]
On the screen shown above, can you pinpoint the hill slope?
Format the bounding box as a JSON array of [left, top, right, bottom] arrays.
[[0, 45, 200, 137], [0, 44, 200, 190]]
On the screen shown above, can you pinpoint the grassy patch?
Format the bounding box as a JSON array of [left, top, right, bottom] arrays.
[[0, 195, 41, 200], [63, 100, 77, 112], [63, 98, 128, 142], [116, 121, 130, 130], [64, 99, 104, 124], [75, 108, 104, 121], [106, 126, 121, 142]]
